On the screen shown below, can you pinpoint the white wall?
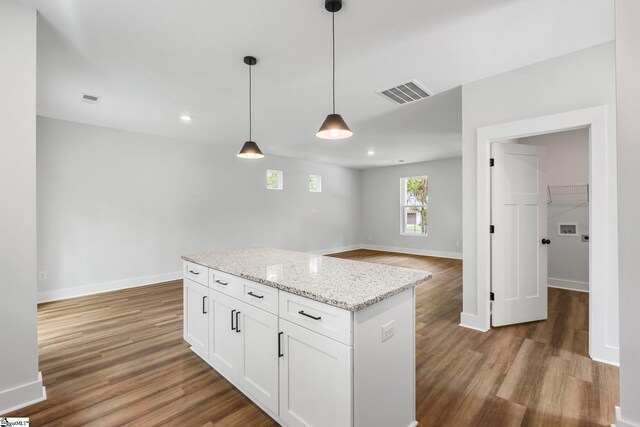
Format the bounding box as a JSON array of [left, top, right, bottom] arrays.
[[0, 0, 45, 414], [460, 41, 618, 357], [519, 128, 589, 291], [360, 158, 462, 258], [36, 117, 362, 301], [615, 0, 640, 425]]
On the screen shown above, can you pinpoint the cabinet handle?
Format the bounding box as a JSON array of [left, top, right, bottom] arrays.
[[231, 309, 236, 331], [278, 332, 283, 357], [189, 270, 200, 275], [202, 296, 207, 314], [215, 280, 228, 286], [298, 310, 322, 321], [235, 311, 241, 333], [247, 291, 264, 299]]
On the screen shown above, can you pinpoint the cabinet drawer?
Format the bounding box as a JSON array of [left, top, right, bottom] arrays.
[[184, 261, 208, 286], [279, 292, 352, 345], [209, 269, 239, 297], [237, 279, 278, 315]]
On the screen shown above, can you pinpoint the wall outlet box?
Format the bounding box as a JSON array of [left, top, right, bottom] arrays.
[[381, 320, 395, 342]]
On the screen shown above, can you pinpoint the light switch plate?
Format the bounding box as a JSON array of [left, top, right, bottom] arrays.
[[382, 320, 395, 342]]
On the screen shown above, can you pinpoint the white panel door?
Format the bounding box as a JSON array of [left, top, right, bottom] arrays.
[[492, 142, 548, 326], [237, 302, 279, 414], [279, 319, 352, 427], [183, 279, 209, 358], [209, 289, 242, 380]]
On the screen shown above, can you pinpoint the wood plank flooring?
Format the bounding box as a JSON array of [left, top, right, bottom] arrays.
[[8, 249, 618, 426]]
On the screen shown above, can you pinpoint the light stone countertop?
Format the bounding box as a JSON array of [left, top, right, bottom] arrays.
[[182, 247, 432, 311]]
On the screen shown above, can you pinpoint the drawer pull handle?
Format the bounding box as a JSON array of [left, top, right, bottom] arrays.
[[189, 270, 200, 275], [231, 309, 236, 331], [248, 291, 264, 299], [278, 331, 283, 357], [215, 280, 228, 286], [235, 311, 241, 333], [202, 296, 207, 314], [298, 310, 322, 321]]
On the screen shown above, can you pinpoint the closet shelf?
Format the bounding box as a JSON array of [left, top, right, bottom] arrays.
[[547, 184, 589, 207]]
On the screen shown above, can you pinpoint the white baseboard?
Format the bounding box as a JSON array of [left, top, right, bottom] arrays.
[[614, 406, 640, 427], [548, 277, 589, 292], [0, 372, 46, 415], [361, 244, 462, 260], [37, 271, 182, 303], [310, 244, 363, 255], [459, 312, 489, 332]]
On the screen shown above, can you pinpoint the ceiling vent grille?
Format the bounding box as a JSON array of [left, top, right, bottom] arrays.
[[80, 93, 101, 104], [377, 80, 432, 105]]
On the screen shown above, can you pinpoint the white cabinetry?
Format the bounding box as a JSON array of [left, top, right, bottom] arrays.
[[209, 289, 242, 380], [183, 279, 209, 358], [279, 318, 352, 427], [206, 285, 279, 414], [238, 301, 279, 412], [183, 262, 416, 427]]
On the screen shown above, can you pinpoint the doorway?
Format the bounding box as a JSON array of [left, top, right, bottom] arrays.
[[491, 128, 590, 328], [473, 106, 619, 365]]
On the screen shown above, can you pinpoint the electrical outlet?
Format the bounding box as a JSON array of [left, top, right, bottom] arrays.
[[368, 235, 372, 241], [311, 208, 317, 214], [38, 271, 47, 281], [381, 320, 395, 342], [455, 241, 460, 247]]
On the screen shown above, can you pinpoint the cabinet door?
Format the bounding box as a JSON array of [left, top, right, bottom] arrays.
[[237, 302, 279, 414], [183, 279, 209, 358], [210, 289, 242, 380], [279, 319, 352, 427]]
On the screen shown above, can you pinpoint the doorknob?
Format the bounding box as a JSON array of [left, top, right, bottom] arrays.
[[541, 238, 551, 245]]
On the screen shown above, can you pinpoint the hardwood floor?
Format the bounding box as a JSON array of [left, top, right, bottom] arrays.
[[8, 249, 618, 426]]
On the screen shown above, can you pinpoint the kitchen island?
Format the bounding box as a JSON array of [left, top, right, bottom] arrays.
[[182, 248, 431, 427]]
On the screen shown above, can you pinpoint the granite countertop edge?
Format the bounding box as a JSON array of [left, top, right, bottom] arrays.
[[181, 253, 432, 311]]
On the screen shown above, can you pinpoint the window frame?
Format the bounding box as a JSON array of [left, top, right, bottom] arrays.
[[309, 175, 322, 193], [400, 175, 429, 237], [266, 169, 283, 190]]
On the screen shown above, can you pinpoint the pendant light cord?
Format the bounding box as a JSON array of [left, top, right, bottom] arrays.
[[332, 11, 336, 114], [249, 63, 252, 141]]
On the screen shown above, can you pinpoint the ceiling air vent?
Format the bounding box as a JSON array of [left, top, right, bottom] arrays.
[[377, 80, 432, 105], [80, 93, 101, 104]]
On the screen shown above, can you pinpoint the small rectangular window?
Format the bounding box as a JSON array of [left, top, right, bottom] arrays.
[[309, 175, 322, 192], [401, 176, 428, 235], [266, 170, 283, 190]]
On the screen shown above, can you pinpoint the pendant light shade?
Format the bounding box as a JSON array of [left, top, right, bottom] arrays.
[[237, 56, 264, 159], [237, 140, 264, 159], [317, 0, 352, 140], [317, 113, 352, 139]]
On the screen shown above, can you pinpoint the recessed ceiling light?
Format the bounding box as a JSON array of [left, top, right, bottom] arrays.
[[367, 150, 375, 156], [395, 160, 405, 163], [180, 114, 192, 121]]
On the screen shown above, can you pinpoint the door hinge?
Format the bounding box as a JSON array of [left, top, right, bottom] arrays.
[[490, 158, 495, 167], [490, 225, 495, 234], [490, 292, 495, 301]]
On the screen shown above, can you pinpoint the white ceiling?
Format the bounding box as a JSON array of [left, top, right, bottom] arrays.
[[23, 0, 613, 168]]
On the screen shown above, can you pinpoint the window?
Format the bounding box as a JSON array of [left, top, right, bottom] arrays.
[[401, 176, 428, 235], [309, 175, 322, 192], [266, 169, 283, 190]]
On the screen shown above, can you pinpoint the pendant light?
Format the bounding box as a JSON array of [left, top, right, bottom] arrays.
[[237, 56, 265, 159], [317, 0, 353, 140]]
